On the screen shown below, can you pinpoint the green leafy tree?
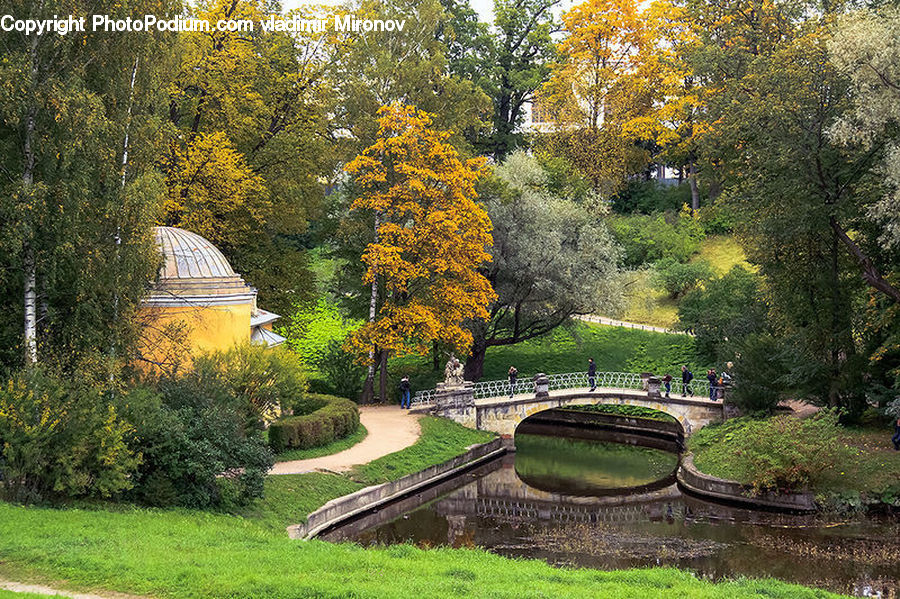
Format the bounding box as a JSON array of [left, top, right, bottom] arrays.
[[651, 258, 713, 299], [687, 3, 894, 415], [465, 152, 622, 380], [678, 266, 766, 361], [480, 0, 559, 159], [729, 334, 788, 414], [0, 0, 175, 369]]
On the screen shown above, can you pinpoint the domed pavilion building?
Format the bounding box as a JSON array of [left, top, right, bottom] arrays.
[[137, 226, 285, 369]]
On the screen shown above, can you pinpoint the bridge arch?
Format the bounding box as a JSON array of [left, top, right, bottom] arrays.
[[414, 371, 725, 439], [513, 394, 688, 435]]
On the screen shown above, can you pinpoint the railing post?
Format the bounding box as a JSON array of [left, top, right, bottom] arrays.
[[647, 375, 661, 398], [533, 373, 549, 397]]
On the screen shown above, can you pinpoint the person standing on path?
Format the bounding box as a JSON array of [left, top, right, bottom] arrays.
[[663, 373, 672, 398], [588, 358, 597, 391], [399, 375, 411, 409], [707, 369, 718, 401], [681, 365, 693, 397], [892, 417, 900, 451], [508, 366, 518, 398]]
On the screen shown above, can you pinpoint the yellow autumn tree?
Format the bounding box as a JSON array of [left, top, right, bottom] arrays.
[[623, 0, 710, 210], [538, 0, 651, 195], [163, 131, 270, 249], [345, 103, 495, 373], [542, 0, 647, 130]]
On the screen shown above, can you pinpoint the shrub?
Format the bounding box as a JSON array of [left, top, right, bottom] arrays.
[[608, 209, 705, 267], [611, 180, 691, 214], [283, 300, 366, 399], [677, 266, 767, 361], [268, 395, 360, 453], [193, 344, 307, 426], [310, 338, 367, 400], [651, 258, 713, 298], [124, 374, 274, 509], [730, 411, 853, 494], [697, 202, 736, 234], [0, 368, 139, 503]]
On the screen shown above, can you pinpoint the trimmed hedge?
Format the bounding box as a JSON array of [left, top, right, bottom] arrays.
[[268, 395, 360, 453]]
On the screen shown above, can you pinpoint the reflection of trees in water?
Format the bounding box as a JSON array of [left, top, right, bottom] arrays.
[[513, 434, 679, 495]]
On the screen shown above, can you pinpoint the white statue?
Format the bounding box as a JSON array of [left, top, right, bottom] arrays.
[[443, 355, 465, 387]]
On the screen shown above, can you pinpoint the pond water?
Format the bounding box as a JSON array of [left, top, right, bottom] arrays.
[[322, 427, 900, 597]]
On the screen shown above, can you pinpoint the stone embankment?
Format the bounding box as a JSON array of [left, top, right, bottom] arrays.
[[677, 453, 816, 512], [289, 438, 506, 539]]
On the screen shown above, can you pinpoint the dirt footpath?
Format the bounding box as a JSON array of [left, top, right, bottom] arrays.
[[0, 579, 144, 598], [269, 405, 422, 475]]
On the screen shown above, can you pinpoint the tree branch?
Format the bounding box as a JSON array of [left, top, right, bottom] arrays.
[[830, 216, 900, 303]]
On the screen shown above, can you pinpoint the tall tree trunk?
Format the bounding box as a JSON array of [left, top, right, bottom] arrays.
[[22, 64, 38, 366], [360, 211, 381, 403], [111, 58, 139, 364], [23, 245, 37, 365], [464, 343, 487, 382], [688, 159, 700, 212], [378, 349, 388, 403]]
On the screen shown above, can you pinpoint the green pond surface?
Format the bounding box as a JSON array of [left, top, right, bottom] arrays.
[[514, 433, 678, 494], [324, 430, 900, 598]]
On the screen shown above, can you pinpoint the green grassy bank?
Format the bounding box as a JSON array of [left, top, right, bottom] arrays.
[[246, 417, 495, 531], [690, 417, 900, 506], [0, 502, 847, 599]]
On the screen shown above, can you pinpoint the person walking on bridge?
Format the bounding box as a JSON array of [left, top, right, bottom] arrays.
[[588, 358, 597, 391], [508, 366, 518, 398], [663, 373, 672, 398], [707, 369, 718, 401], [681, 365, 693, 397]]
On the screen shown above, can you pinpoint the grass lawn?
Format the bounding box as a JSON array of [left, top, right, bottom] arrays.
[[618, 269, 680, 329], [351, 416, 495, 484], [274, 424, 368, 463], [689, 418, 900, 502], [0, 501, 849, 599], [694, 235, 752, 275], [397, 321, 705, 393]]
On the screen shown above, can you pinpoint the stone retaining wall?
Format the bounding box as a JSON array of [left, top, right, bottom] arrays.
[[677, 453, 816, 512], [288, 438, 506, 540]]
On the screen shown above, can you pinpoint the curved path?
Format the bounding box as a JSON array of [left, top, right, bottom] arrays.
[[269, 405, 423, 475], [576, 314, 691, 336]]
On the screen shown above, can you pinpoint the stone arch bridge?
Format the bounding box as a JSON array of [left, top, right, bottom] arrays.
[[410, 371, 725, 437]]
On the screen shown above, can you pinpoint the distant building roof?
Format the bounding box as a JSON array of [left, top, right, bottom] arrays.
[[251, 326, 286, 347], [250, 308, 280, 328], [156, 226, 236, 279], [146, 226, 254, 306]]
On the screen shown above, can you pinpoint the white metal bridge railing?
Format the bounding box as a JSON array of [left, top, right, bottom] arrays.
[[410, 371, 712, 407]]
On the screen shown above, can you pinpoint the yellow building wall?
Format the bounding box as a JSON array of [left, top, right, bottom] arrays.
[[137, 302, 251, 371]]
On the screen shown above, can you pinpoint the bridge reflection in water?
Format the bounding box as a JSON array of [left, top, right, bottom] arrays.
[[321, 429, 900, 598]]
